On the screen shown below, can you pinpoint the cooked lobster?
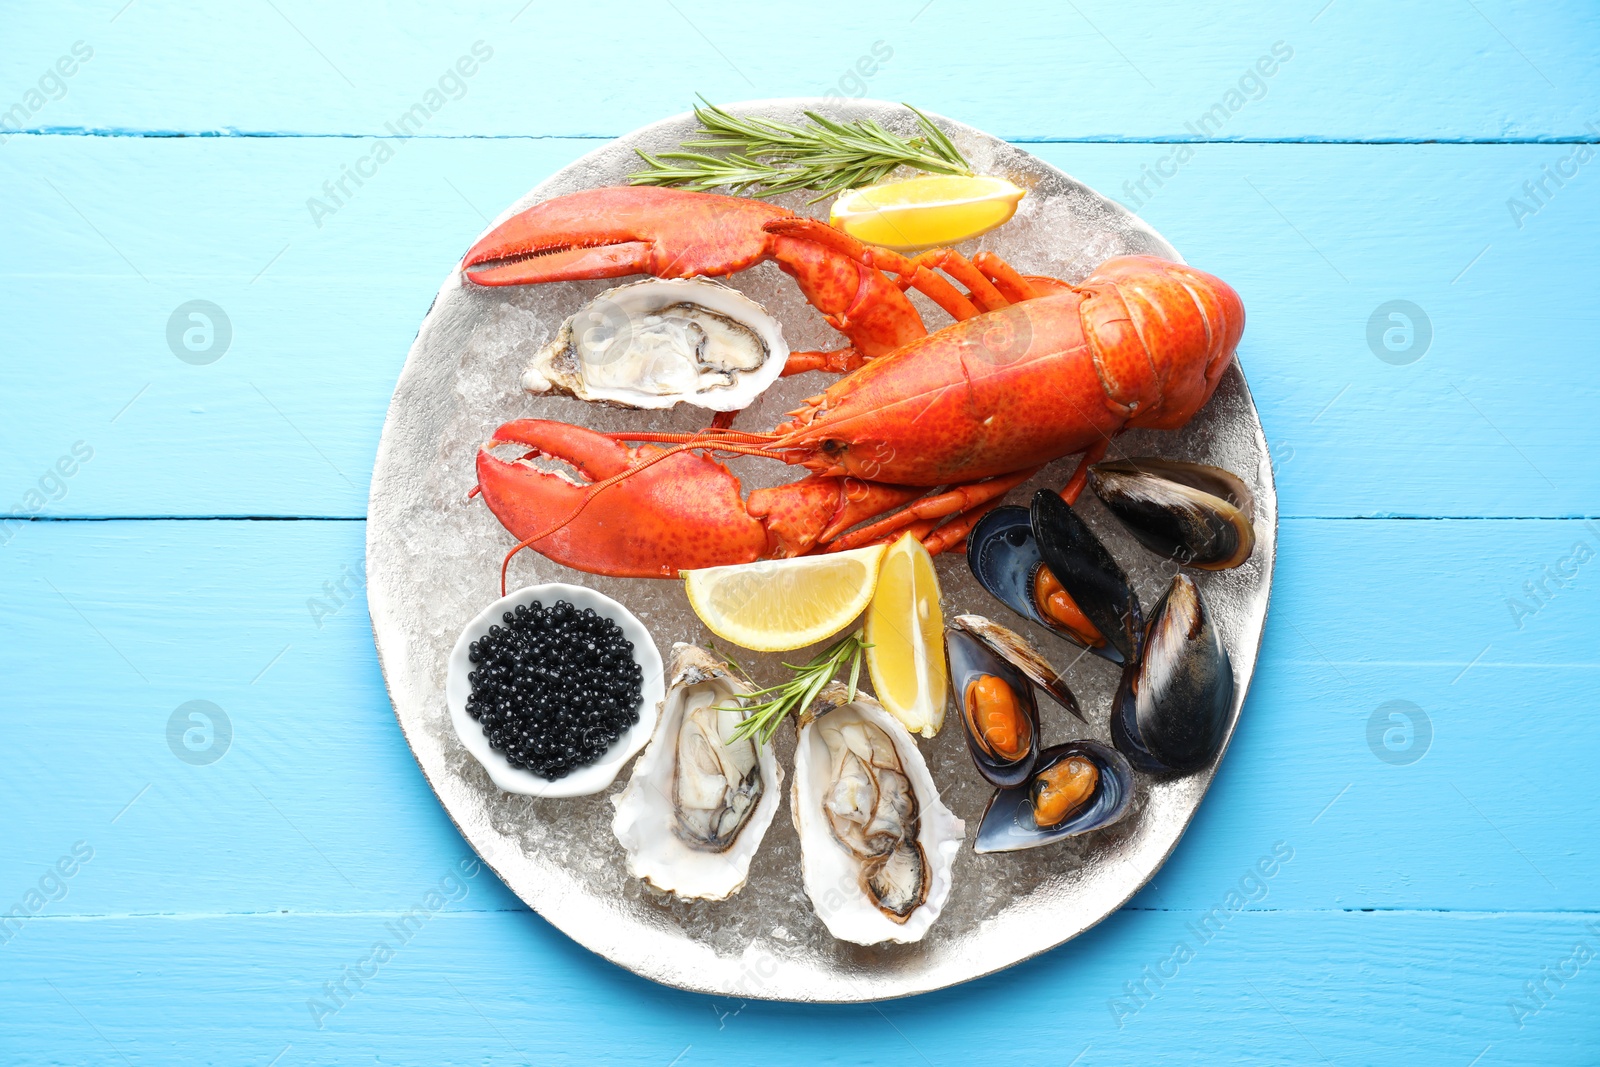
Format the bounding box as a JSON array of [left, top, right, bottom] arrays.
[[464, 187, 1244, 581]]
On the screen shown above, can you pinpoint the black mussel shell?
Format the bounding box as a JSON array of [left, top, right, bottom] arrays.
[[966, 506, 1046, 626], [1031, 489, 1143, 664], [1089, 459, 1255, 570], [945, 625, 1042, 788], [974, 741, 1135, 854], [966, 503, 1135, 665], [1112, 573, 1235, 774], [949, 614, 1084, 722]]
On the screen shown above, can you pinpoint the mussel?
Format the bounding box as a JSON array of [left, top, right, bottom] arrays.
[[966, 490, 1142, 664], [948, 615, 1084, 722], [1088, 459, 1255, 570], [944, 622, 1043, 788], [1111, 573, 1235, 774], [974, 740, 1134, 854]]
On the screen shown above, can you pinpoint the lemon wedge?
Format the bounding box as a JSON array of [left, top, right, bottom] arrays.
[[829, 174, 1025, 251], [864, 533, 948, 737], [683, 545, 887, 652]]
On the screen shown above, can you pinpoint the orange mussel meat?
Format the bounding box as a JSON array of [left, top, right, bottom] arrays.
[[1032, 567, 1106, 649], [1030, 755, 1099, 828], [963, 674, 1032, 763]]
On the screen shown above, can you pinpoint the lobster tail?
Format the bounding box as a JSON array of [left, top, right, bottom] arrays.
[[1076, 256, 1245, 430]]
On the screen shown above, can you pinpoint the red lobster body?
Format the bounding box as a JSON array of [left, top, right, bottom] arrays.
[[474, 245, 1244, 579], [772, 255, 1240, 486]]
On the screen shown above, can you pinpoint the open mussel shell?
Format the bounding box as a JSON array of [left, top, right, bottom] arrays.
[[949, 614, 1084, 722], [1088, 458, 1255, 570], [974, 741, 1134, 854], [1031, 489, 1143, 663], [1112, 573, 1235, 775], [966, 506, 1047, 629], [944, 624, 1043, 788], [965, 498, 1138, 665]]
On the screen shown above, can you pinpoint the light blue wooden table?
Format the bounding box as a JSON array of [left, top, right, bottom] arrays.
[[4, 2, 1598, 1063]]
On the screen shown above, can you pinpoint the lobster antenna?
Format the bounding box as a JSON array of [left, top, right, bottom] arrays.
[[602, 427, 779, 445], [498, 437, 792, 594]]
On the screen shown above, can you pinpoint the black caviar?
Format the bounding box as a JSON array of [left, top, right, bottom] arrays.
[[465, 600, 644, 780]]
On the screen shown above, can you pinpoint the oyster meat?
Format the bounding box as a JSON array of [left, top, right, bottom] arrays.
[[611, 644, 782, 901], [792, 685, 963, 945], [523, 278, 789, 411]]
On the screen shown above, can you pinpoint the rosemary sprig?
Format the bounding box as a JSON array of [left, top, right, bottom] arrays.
[[629, 98, 972, 203], [724, 631, 871, 746], [706, 639, 755, 684]]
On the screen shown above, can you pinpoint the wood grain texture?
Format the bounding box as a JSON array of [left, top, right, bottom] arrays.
[[2, 1, 1597, 140], [5, 0, 1599, 1061], [3, 138, 1599, 519], [3, 911, 1596, 1065]]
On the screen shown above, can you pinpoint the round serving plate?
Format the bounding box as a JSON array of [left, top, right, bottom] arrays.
[[367, 98, 1276, 1002]]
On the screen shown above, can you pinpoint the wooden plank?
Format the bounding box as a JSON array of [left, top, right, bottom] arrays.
[[2, 137, 1598, 519], [2, 909, 1595, 1064], [3, 517, 1595, 919], [8, 3, 1596, 1062], [3, 1, 1597, 140]]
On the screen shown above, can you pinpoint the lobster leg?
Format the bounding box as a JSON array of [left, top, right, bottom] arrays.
[[781, 347, 870, 377], [1060, 440, 1110, 504], [902, 249, 1011, 312], [764, 218, 983, 323], [918, 441, 1106, 556], [880, 438, 1111, 557], [920, 498, 1018, 556], [971, 252, 1044, 303], [824, 435, 1112, 557], [827, 466, 1043, 553], [769, 219, 1067, 324]]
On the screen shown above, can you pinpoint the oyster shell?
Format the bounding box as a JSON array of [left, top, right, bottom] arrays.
[[791, 685, 963, 945], [523, 278, 788, 411], [611, 644, 782, 901]]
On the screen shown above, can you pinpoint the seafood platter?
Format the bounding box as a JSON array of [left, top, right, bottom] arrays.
[[367, 99, 1276, 1001]]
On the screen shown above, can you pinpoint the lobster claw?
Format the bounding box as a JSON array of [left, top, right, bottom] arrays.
[[475, 420, 932, 579], [475, 420, 771, 579], [461, 186, 789, 287]]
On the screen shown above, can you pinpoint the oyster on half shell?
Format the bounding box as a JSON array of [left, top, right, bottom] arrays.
[[523, 278, 789, 411], [611, 644, 782, 901], [792, 685, 963, 945]]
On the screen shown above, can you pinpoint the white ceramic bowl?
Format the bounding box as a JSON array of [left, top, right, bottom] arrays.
[[445, 583, 664, 797]]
